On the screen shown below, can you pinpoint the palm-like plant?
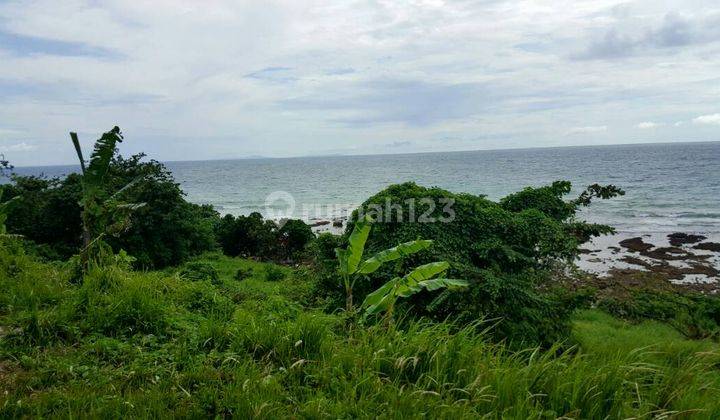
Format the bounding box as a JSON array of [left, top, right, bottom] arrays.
[[335, 215, 466, 315], [361, 261, 467, 321], [70, 127, 144, 269]]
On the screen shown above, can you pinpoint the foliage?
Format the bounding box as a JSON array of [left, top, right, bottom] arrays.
[[598, 288, 720, 340], [70, 127, 145, 267], [362, 261, 468, 321], [277, 219, 314, 259], [264, 264, 286, 282], [0, 187, 19, 235], [179, 261, 220, 284], [2, 244, 720, 418], [2, 152, 217, 268], [336, 181, 622, 346], [234, 267, 253, 281], [216, 212, 278, 258], [335, 215, 437, 312], [217, 213, 314, 261]]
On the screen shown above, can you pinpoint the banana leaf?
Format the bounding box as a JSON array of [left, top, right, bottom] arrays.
[[346, 214, 372, 274], [357, 239, 433, 274]]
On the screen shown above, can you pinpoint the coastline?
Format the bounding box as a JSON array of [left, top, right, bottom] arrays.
[[308, 216, 720, 291], [577, 231, 720, 291]]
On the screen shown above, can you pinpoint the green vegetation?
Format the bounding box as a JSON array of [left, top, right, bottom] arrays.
[[3, 130, 217, 268], [2, 243, 720, 418], [217, 212, 314, 261], [2, 128, 719, 417]]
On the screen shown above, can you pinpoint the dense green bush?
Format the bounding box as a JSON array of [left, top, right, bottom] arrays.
[[314, 182, 620, 346], [179, 261, 220, 284], [217, 213, 314, 261], [2, 153, 218, 268], [264, 265, 286, 282], [277, 219, 314, 259], [598, 289, 720, 340]]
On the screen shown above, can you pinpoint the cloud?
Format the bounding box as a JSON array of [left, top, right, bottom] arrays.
[[282, 79, 501, 127], [565, 126, 608, 135], [574, 12, 720, 60], [244, 67, 297, 83], [0, 142, 37, 152], [637, 121, 661, 129], [674, 121, 684, 127], [693, 113, 720, 125], [0, 29, 120, 59], [0, 1, 718, 165]]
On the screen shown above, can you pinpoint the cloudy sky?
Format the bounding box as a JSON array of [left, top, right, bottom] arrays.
[[1, 0, 719, 166]]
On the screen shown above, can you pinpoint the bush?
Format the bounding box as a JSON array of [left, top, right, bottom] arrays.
[[277, 219, 314, 259], [234, 267, 254, 281], [216, 212, 277, 258], [2, 153, 218, 268], [598, 289, 720, 340], [316, 181, 620, 346], [217, 214, 314, 261], [180, 261, 220, 284], [264, 265, 286, 282]]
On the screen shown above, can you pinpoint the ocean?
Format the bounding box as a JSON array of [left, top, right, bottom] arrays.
[[11, 141, 720, 235]]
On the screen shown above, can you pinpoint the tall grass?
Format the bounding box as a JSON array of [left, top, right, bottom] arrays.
[[2, 244, 719, 418]]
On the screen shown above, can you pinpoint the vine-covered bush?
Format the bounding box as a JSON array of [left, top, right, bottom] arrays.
[[314, 181, 621, 346]]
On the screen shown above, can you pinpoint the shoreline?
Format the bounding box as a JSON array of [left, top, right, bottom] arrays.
[[577, 231, 720, 292], [307, 216, 720, 290]]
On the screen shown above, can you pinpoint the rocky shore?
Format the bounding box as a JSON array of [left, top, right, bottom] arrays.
[[577, 232, 720, 292]]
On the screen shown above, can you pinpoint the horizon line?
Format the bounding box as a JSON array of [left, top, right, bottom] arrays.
[[12, 139, 720, 169]]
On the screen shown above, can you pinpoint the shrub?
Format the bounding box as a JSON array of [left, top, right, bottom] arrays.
[[217, 213, 314, 261], [264, 265, 286, 282], [319, 181, 621, 346], [216, 212, 277, 258], [277, 219, 314, 259], [234, 267, 253, 281], [598, 289, 720, 340], [2, 153, 218, 268], [180, 261, 220, 284]]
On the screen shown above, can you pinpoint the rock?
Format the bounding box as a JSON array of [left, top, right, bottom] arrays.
[[694, 242, 720, 253], [642, 246, 692, 261], [332, 220, 343, 228], [619, 237, 654, 253], [309, 220, 331, 227], [668, 232, 707, 247]]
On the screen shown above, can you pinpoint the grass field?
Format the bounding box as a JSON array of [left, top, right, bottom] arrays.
[[2, 248, 720, 418]]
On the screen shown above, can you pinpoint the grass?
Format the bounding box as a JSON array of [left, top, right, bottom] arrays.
[[2, 243, 720, 418]]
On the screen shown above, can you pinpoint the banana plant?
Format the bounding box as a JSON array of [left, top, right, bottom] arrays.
[[335, 214, 434, 312], [70, 127, 144, 269], [361, 261, 468, 321]]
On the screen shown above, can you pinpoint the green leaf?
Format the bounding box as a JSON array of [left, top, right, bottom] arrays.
[[361, 278, 396, 309], [418, 278, 469, 291], [84, 126, 123, 190], [364, 293, 394, 316], [346, 215, 372, 274], [357, 239, 433, 274], [403, 261, 450, 285], [335, 247, 349, 275]]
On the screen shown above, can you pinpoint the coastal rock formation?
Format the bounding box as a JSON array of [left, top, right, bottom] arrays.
[[619, 237, 654, 253], [694, 242, 720, 253], [668, 232, 707, 247]]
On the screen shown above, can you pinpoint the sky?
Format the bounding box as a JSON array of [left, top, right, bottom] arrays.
[[0, 0, 719, 166]]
